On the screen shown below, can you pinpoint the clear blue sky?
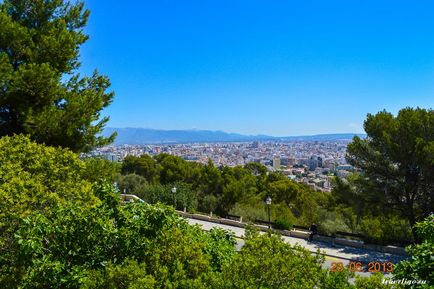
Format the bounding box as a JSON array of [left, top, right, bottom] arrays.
[[80, 0, 434, 136]]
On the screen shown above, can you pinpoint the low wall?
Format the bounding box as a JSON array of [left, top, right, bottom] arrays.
[[334, 237, 365, 248]]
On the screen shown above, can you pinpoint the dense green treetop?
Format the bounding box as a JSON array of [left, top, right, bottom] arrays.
[[0, 134, 102, 287], [394, 215, 434, 288], [82, 157, 120, 183], [0, 134, 98, 222], [120, 153, 319, 220], [122, 154, 159, 184], [347, 108, 434, 237], [1, 198, 237, 289], [0, 0, 115, 152]]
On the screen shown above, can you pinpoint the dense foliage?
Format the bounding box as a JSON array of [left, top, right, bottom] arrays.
[[0, 0, 115, 152], [394, 215, 434, 288], [118, 151, 414, 245], [215, 230, 326, 289], [330, 175, 413, 245], [0, 135, 99, 285], [119, 153, 318, 226], [0, 135, 407, 288], [0, 135, 98, 222], [3, 200, 237, 288], [346, 108, 434, 239]]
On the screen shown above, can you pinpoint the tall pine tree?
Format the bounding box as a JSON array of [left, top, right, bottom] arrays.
[[347, 108, 434, 239], [0, 0, 115, 152]]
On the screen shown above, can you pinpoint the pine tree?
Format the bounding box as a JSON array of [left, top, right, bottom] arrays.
[[0, 0, 115, 152]]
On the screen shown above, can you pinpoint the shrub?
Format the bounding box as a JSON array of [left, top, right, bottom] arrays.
[[394, 215, 434, 288], [317, 209, 351, 237], [359, 216, 384, 244], [274, 218, 292, 231]]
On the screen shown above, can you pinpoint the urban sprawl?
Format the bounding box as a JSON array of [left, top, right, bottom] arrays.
[[88, 141, 355, 192]]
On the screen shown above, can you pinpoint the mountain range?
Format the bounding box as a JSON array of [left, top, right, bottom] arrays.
[[103, 127, 366, 145]]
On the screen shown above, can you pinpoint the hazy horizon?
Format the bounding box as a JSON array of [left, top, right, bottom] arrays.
[[106, 126, 366, 138]]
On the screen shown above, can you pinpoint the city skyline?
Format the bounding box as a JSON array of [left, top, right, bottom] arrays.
[[81, 0, 434, 135]]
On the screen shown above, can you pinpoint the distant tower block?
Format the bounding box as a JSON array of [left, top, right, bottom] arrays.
[[273, 157, 281, 170]]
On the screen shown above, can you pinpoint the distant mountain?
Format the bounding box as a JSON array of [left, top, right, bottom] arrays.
[[103, 127, 365, 145], [280, 133, 366, 142]]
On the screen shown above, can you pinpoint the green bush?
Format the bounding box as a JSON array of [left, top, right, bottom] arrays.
[[274, 218, 292, 231], [229, 199, 296, 225], [379, 215, 413, 245], [199, 194, 219, 213], [1, 201, 237, 289], [81, 260, 156, 289], [214, 233, 327, 289], [394, 215, 434, 288], [359, 216, 384, 244], [317, 209, 351, 237], [357, 215, 412, 245], [229, 201, 267, 222], [142, 182, 198, 211]]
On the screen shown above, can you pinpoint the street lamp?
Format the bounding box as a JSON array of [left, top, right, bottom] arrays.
[[266, 196, 272, 229], [172, 187, 177, 209]]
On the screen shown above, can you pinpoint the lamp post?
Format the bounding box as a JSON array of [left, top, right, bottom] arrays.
[[172, 186, 177, 209], [266, 196, 272, 229]]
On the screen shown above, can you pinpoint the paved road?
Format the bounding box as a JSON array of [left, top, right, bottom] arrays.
[[187, 218, 407, 277]]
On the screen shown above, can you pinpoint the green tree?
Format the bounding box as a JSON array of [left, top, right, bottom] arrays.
[[0, 135, 98, 222], [121, 155, 159, 184], [115, 173, 148, 197], [200, 194, 219, 214], [394, 215, 434, 288], [0, 135, 101, 287], [267, 178, 299, 204], [330, 175, 413, 244], [218, 166, 258, 215], [155, 153, 195, 184], [82, 157, 120, 183], [0, 0, 115, 152], [144, 182, 198, 211], [347, 108, 434, 238], [244, 162, 267, 177], [81, 260, 156, 289], [196, 159, 223, 197]]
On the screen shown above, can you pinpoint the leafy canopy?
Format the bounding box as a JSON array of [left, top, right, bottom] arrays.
[[346, 108, 434, 237], [394, 215, 434, 288], [0, 0, 115, 152], [0, 134, 98, 223]]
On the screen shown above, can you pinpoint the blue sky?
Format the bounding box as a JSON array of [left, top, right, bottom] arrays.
[[80, 0, 434, 136]]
